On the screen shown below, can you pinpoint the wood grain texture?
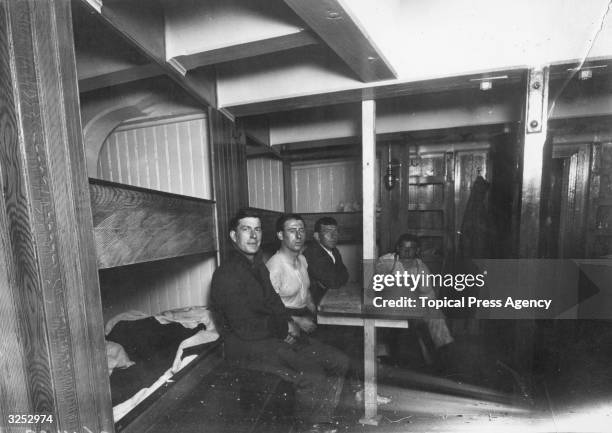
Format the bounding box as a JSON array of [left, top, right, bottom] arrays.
[[209, 108, 249, 259], [1, 0, 113, 430], [0, 2, 36, 423], [283, 0, 395, 82], [173, 29, 317, 70], [79, 62, 162, 92], [90, 179, 216, 268]]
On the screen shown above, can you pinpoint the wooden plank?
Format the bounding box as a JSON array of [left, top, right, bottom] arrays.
[[360, 99, 380, 425], [317, 316, 408, 328], [0, 0, 113, 430], [90, 179, 217, 268], [225, 69, 525, 117], [172, 29, 318, 69], [519, 68, 550, 257], [360, 319, 381, 425], [79, 63, 161, 92], [78, 0, 217, 107], [283, 0, 395, 82]]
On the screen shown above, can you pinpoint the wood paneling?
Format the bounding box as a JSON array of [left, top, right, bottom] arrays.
[[90, 179, 216, 268], [98, 114, 213, 200], [292, 159, 365, 213], [559, 146, 591, 258], [99, 255, 217, 321], [247, 157, 284, 211], [209, 108, 249, 259], [0, 0, 112, 430]]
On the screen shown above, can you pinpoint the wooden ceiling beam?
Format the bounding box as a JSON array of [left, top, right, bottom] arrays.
[[79, 0, 217, 107], [225, 69, 525, 117], [283, 0, 396, 82], [78, 63, 162, 92], [172, 29, 318, 70]]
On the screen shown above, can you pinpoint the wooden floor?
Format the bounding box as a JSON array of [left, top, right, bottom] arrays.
[[143, 321, 612, 433]]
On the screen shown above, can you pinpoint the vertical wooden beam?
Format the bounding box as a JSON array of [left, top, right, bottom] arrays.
[[519, 68, 550, 257], [209, 108, 249, 260], [0, 0, 113, 431], [515, 67, 550, 395], [360, 99, 381, 425]]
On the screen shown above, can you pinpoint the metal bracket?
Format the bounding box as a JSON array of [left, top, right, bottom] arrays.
[[525, 68, 549, 134]]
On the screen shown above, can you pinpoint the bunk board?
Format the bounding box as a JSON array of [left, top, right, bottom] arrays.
[[89, 179, 217, 269]]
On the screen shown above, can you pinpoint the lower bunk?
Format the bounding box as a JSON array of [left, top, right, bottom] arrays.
[[106, 307, 295, 433], [104, 307, 222, 433]]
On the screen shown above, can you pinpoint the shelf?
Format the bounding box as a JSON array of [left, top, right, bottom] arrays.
[[408, 175, 445, 185]]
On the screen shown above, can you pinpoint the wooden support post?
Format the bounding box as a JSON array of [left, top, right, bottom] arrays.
[[360, 100, 381, 425], [209, 108, 249, 260], [515, 67, 550, 395], [0, 0, 113, 431], [519, 67, 550, 257]]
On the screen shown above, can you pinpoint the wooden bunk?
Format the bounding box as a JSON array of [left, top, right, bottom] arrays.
[[89, 178, 217, 268], [89, 178, 222, 432]]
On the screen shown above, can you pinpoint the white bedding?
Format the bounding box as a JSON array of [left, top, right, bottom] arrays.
[[106, 306, 219, 422]]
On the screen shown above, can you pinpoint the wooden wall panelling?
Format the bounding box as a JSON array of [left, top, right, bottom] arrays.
[[209, 109, 249, 259], [99, 255, 217, 321], [587, 142, 612, 257], [247, 157, 284, 211], [283, 157, 292, 212], [558, 145, 591, 258], [291, 159, 361, 213], [90, 179, 216, 269], [98, 115, 212, 200], [443, 152, 456, 271], [0, 0, 113, 430]]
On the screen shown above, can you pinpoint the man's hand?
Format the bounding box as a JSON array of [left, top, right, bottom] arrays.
[[284, 320, 301, 344], [293, 316, 316, 333]]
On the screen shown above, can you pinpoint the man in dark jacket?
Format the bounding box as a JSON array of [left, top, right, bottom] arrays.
[[303, 217, 350, 305], [210, 209, 347, 433]]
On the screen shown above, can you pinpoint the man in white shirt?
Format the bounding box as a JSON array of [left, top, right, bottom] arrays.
[[376, 234, 454, 352], [266, 214, 349, 431]]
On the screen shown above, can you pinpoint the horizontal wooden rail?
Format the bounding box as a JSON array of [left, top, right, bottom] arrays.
[[90, 179, 217, 268]]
